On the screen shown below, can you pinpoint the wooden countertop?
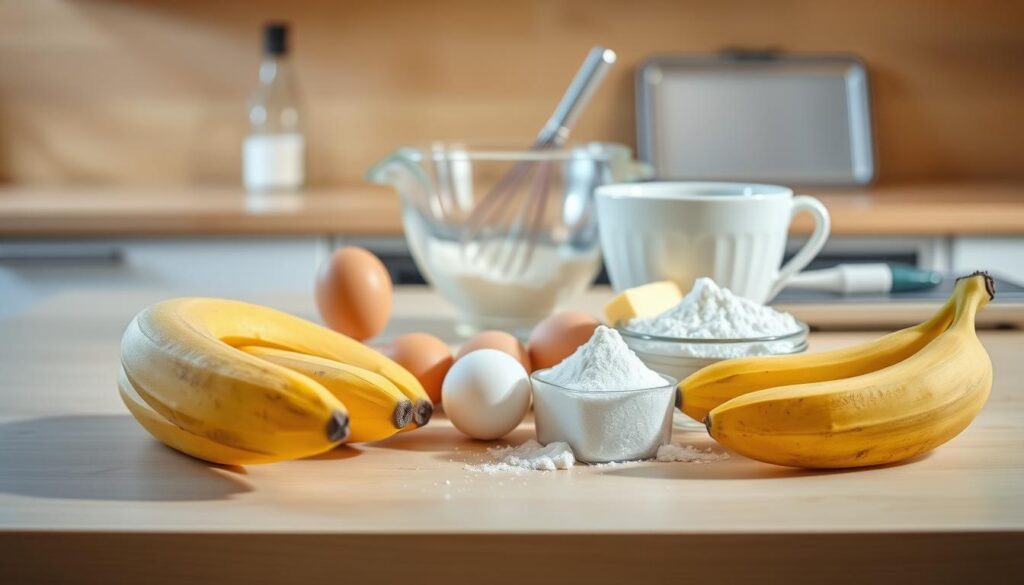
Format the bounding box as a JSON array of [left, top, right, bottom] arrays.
[[0, 182, 1022, 238], [1, 287, 1022, 583]]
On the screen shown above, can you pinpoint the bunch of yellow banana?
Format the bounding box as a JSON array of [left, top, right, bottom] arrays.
[[119, 297, 432, 465], [680, 272, 994, 468]]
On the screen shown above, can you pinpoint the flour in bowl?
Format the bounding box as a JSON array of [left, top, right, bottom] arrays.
[[532, 326, 673, 462], [541, 325, 666, 391], [628, 277, 800, 339]]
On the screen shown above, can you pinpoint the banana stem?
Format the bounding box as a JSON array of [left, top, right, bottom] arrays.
[[951, 273, 995, 326], [955, 271, 995, 300]]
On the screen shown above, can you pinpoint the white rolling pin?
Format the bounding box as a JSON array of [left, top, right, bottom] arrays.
[[786, 263, 942, 295]]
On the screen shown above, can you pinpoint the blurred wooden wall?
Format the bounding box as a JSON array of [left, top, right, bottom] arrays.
[[1, 0, 1022, 186]]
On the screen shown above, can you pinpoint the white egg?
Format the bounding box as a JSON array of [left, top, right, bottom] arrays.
[[442, 348, 532, 440]]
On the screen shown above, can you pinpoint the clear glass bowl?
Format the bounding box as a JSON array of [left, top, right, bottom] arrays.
[[368, 142, 650, 337], [531, 369, 677, 463], [616, 323, 810, 430]]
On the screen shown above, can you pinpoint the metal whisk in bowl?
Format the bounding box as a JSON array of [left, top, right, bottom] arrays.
[[367, 141, 650, 337], [461, 46, 617, 279]]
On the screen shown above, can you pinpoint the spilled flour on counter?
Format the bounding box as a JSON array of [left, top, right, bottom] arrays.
[[588, 444, 729, 466], [462, 440, 729, 473], [656, 443, 730, 463], [465, 440, 575, 474]]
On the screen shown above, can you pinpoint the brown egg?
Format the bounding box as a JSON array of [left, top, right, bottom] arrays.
[[527, 311, 599, 371], [380, 333, 453, 404], [455, 330, 531, 372], [315, 247, 392, 341]]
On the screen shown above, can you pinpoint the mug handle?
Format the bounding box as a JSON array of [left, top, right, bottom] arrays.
[[767, 195, 831, 301]]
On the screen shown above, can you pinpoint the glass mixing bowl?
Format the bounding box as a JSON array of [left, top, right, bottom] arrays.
[[368, 142, 650, 336]]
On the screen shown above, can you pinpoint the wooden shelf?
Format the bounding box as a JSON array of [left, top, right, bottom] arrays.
[[0, 182, 1022, 238], [0, 184, 401, 237], [789, 183, 1024, 236]]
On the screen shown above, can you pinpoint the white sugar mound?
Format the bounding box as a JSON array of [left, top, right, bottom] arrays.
[[541, 325, 665, 391]]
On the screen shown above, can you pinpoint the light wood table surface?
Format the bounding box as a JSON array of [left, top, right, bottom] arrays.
[[1, 182, 1023, 238], [1, 287, 1022, 584]]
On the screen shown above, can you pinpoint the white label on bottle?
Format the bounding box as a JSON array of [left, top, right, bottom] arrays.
[[243, 133, 306, 191]]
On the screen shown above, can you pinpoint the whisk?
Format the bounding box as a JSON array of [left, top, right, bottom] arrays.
[[462, 46, 617, 278]]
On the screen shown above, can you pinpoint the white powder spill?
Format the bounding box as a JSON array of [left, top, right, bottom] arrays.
[[460, 440, 728, 474], [542, 325, 666, 391], [656, 443, 731, 463], [589, 444, 729, 466], [628, 277, 800, 340], [464, 440, 575, 474]]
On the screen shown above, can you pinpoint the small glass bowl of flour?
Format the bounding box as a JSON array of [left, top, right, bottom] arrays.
[[531, 326, 677, 463], [617, 277, 808, 388]]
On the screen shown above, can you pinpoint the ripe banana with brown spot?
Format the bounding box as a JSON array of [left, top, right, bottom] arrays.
[[208, 299, 433, 428], [120, 298, 350, 463], [238, 345, 413, 443], [118, 366, 279, 465], [705, 273, 993, 469]]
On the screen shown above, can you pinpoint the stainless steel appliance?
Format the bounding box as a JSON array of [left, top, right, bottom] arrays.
[[636, 50, 874, 186]]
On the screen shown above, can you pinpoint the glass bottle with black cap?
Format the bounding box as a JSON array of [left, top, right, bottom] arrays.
[[243, 22, 305, 192]]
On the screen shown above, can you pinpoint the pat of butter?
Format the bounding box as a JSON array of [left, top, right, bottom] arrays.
[[603, 281, 683, 326]]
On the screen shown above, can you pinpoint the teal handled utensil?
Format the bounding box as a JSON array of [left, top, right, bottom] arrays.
[[786, 263, 942, 295]]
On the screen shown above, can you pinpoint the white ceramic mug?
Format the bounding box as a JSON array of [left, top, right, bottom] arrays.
[[595, 182, 830, 303]]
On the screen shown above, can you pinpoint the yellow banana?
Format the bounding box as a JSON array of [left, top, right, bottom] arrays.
[[706, 273, 993, 468], [118, 366, 278, 465], [679, 291, 957, 422], [239, 346, 413, 443], [206, 299, 433, 428], [120, 298, 349, 461]]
